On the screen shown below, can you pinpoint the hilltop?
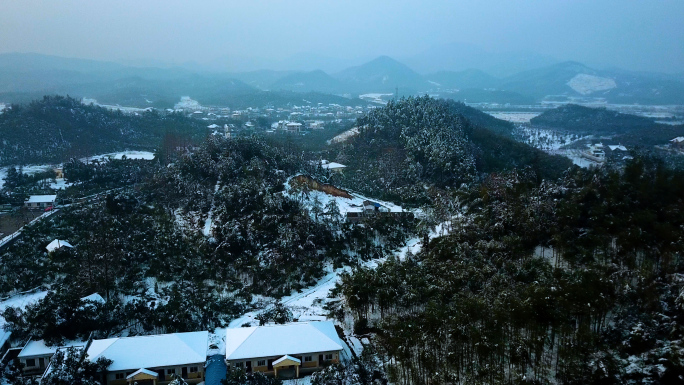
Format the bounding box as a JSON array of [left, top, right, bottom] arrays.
[[326, 97, 571, 202], [531, 104, 684, 145], [0, 95, 205, 166]]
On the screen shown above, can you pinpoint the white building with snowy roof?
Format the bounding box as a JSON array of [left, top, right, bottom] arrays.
[[24, 195, 56, 210], [45, 239, 73, 253], [320, 160, 347, 173], [86, 331, 208, 385], [224, 321, 343, 378], [17, 339, 85, 376]]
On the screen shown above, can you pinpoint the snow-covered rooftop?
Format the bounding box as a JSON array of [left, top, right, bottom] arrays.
[[286, 175, 405, 218], [671, 137, 684, 143], [274, 354, 301, 365], [18, 339, 84, 358], [26, 195, 56, 204], [127, 368, 158, 379], [87, 331, 208, 371], [81, 293, 105, 304], [0, 291, 48, 349], [608, 145, 628, 151], [321, 162, 346, 170], [46, 239, 73, 253], [224, 321, 342, 361]]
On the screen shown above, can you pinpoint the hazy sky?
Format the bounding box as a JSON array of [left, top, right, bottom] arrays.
[[1, 0, 682, 73]]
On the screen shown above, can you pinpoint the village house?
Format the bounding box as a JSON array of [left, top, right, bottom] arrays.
[[86, 331, 208, 385], [285, 122, 303, 133], [224, 321, 343, 379], [17, 339, 85, 377], [347, 199, 410, 223], [320, 160, 347, 173], [582, 143, 606, 163], [671, 137, 684, 150], [45, 239, 73, 253], [308, 121, 324, 130], [24, 195, 56, 210]]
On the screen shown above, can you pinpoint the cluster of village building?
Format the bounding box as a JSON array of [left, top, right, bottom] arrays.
[[171, 96, 376, 137], [582, 136, 684, 165], [2, 319, 343, 384]]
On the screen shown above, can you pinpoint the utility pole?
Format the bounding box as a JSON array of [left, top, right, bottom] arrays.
[[395, 87, 399, 101]]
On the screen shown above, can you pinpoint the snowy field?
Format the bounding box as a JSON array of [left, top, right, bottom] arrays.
[[0, 151, 155, 189], [566, 74, 617, 95], [327, 127, 359, 144], [512, 126, 603, 168], [489, 112, 541, 123], [82, 98, 152, 114], [0, 164, 56, 189], [514, 126, 587, 151], [358, 93, 393, 105], [557, 149, 601, 168], [81, 151, 155, 162]]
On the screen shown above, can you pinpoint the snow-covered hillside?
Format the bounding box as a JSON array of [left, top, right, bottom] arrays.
[[567, 73, 617, 95]]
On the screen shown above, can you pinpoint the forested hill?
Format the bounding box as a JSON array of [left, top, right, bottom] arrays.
[[0, 136, 417, 343], [531, 104, 684, 145], [329, 96, 571, 202], [336, 156, 684, 384], [444, 100, 515, 137], [0, 95, 205, 166]]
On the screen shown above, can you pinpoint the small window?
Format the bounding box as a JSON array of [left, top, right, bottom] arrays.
[[25, 358, 36, 367], [235, 362, 243, 368], [167, 368, 176, 375], [189, 366, 198, 373], [115, 373, 125, 380], [325, 354, 333, 360], [304, 356, 312, 362], [257, 360, 266, 367]]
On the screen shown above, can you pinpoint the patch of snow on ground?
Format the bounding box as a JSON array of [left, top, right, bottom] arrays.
[[203, 182, 221, 237], [567, 74, 617, 95], [513, 126, 602, 168], [656, 120, 684, 125], [327, 127, 360, 145], [562, 149, 600, 168], [392, 220, 456, 263], [285, 177, 405, 218], [82, 151, 155, 162], [489, 112, 541, 123], [49, 178, 73, 190], [227, 264, 343, 329], [282, 377, 313, 385], [514, 126, 586, 151], [207, 328, 227, 356]]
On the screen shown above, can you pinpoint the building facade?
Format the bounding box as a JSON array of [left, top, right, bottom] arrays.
[[224, 321, 343, 379]]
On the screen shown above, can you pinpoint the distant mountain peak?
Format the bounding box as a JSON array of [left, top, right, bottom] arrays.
[[333, 56, 426, 93]]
